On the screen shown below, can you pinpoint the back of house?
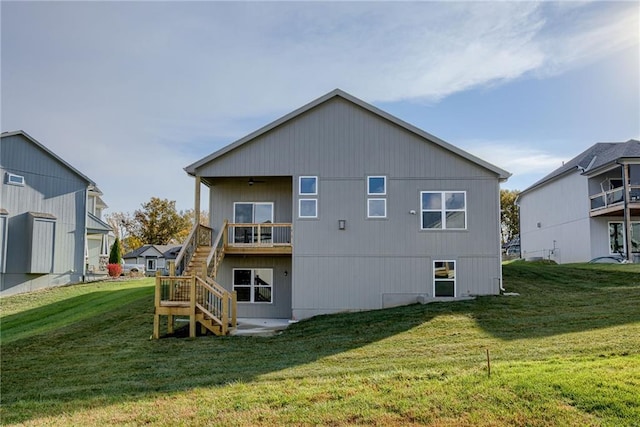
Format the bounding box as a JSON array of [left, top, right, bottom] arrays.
[[182, 89, 510, 320]]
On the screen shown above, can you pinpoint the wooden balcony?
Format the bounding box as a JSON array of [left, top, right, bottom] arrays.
[[224, 223, 293, 255], [590, 186, 640, 217]]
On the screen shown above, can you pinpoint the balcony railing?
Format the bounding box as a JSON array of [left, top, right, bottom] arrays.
[[590, 186, 640, 210], [227, 223, 292, 247]]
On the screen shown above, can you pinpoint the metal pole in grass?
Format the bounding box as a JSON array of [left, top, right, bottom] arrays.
[[486, 348, 491, 377]]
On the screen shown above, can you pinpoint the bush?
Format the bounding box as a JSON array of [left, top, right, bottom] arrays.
[[107, 263, 122, 277]]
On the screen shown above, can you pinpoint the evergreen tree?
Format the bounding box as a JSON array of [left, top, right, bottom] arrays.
[[109, 237, 122, 265]]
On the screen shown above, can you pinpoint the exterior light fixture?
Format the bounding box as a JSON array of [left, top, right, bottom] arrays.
[[338, 219, 346, 230]]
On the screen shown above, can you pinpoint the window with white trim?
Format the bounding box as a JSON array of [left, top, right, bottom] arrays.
[[299, 176, 318, 218], [367, 176, 387, 218], [233, 268, 273, 303], [608, 221, 640, 254], [6, 172, 25, 186], [146, 258, 157, 271], [421, 191, 466, 230], [434, 260, 455, 297]]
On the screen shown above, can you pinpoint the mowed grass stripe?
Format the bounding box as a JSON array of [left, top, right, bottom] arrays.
[[0, 263, 638, 426], [0, 278, 154, 344]]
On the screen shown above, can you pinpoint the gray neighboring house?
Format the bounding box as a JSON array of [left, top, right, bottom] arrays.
[[123, 244, 181, 276], [1, 130, 112, 295], [184, 89, 511, 320], [518, 140, 640, 264]]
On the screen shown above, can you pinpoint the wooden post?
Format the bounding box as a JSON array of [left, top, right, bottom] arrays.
[[623, 164, 633, 262], [189, 276, 196, 338], [486, 348, 491, 377], [222, 293, 229, 335], [223, 220, 229, 248], [231, 291, 237, 328], [168, 260, 175, 276], [153, 276, 162, 339], [194, 175, 201, 228]]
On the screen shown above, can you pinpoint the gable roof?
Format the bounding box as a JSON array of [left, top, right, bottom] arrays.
[[1, 130, 95, 186], [123, 244, 182, 260], [184, 89, 511, 181], [521, 139, 640, 195]]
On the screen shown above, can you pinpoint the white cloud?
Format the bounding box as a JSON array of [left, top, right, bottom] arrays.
[[1, 1, 637, 212]]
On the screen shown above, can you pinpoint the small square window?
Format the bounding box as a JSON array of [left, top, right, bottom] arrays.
[[299, 199, 318, 218], [299, 176, 318, 195], [368, 198, 387, 218], [367, 176, 386, 195]]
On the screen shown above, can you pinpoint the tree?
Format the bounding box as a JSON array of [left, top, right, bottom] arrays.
[[500, 189, 520, 244], [175, 209, 210, 243], [109, 236, 122, 264], [133, 197, 191, 245], [105, 212, 142, 254]]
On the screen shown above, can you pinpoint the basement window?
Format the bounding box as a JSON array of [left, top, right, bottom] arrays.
[[433, 260, 455, 297]]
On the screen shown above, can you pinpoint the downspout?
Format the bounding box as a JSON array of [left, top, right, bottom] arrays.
[[498, 180, 505, 292]]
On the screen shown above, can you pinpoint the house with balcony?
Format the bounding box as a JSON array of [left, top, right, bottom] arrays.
[[152, 89, 510, 338], [517, 140, 640, 264], [1, 130, 112, 295]]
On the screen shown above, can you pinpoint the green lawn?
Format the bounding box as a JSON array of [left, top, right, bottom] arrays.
[[1, 263, 639, 426]]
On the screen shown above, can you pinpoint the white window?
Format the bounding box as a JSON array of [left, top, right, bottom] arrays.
[[434, 261, 455, 297], [368, 198, 387, 218], [367, 176, 386, 195], [608, 221, 640, 254], [299, 176, 318, 218], [299, 199, 318, 218], [299, 176, 318, 195], [146, 258, 157, 271], [6, 172, 25, 186], [367, 176, 387, 218], [421, 191, 466, 230], [233, 268, 273, 303]]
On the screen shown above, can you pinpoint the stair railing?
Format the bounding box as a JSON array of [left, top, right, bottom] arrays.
[[197, 276, 237, 333], [175, 223, 214, 276], [205, 220, 228, 279]]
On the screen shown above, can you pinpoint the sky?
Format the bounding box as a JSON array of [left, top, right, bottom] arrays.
[[2, 1, 639, 215]]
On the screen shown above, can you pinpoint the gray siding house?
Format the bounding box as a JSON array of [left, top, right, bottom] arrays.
[[518, 140, 640, 263], [123, 244, 181, 276], [182, 89, 510, 320], [0, 130, 112, 295]]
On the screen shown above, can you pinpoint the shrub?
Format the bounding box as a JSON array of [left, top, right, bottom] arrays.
[[107, 263, 122, 277]]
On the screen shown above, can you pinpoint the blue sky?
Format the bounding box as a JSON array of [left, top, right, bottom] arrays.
[[2, 1, 638, 214]]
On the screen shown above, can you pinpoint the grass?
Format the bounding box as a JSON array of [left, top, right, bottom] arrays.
[[1, 263, 639, 426]]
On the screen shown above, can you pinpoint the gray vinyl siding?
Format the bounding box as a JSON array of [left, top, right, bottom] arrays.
[[196, 97, 503, 319], [215, 256, 292, 318], [1, 133, 88, 295], [208, 177, 292, 227], [519, 172, 592, 263], [27, 214, 56, 273]]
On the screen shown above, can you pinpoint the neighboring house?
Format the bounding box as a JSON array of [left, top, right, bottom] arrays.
[[0, 130, 113, 295], [123, 244, 181, 276], [172, 89, 510, 322], [518, 140, 640, 264], [86, 185, 113, 279]]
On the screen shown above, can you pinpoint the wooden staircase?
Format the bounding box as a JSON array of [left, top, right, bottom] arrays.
[[152, 223, 236, 339], [184, 246, 212, 277]]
